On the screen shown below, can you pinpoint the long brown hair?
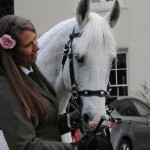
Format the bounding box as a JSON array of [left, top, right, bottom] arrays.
[[0, 15, 56, 126]]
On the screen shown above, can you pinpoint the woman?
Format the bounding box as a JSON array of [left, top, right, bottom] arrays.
[[0, 14, 113, 150], [0, 15, 92, 150]]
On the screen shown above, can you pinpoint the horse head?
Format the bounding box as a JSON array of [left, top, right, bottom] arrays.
[[62, 0, 120, 129], [37, 0, 120, 130]]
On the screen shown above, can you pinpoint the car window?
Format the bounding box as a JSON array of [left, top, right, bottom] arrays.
[[132, 100, 150, 116], [116, 99, 138, 116]]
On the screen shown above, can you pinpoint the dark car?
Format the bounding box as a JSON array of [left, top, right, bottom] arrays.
[[109, 96, 150, 150]]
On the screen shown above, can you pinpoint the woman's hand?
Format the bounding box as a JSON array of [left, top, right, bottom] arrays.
[[58, 110, 81, 135]]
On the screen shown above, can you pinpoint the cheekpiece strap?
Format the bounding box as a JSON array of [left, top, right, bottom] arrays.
[[62, 27, 83, 70]]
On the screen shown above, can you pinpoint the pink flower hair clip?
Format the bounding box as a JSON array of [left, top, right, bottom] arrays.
[[0, 34, 16, 49]]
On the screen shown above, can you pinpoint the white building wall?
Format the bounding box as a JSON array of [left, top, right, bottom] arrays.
[[14, 0, 150, 101], [15, 0, 74, 35], [92, 0, 150, 99], [127, 0, 150, 98]]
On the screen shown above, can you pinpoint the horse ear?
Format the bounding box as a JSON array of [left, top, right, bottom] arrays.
[[76, 0, 90, 26], [105, 0, 120, 28]]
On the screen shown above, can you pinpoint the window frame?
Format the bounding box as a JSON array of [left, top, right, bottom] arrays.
[[109, 51, 128, 97], [91, 0, 126, 11], [91, 0, 100, 3]]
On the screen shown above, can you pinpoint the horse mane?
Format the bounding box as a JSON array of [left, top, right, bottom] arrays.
[[76, 13, 117, 58]]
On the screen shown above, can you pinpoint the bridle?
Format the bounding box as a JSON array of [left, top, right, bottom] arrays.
[[61, 27, 115, 149], [62, 27, 110, 109], [61, 26, 113, 136]]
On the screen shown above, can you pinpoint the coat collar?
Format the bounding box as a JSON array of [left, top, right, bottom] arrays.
[[20, 66, 33, 75]]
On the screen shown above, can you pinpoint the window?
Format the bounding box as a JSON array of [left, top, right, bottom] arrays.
[[91, 0, 126, 11], [109, 52, 128, 97], [132, 100, 150, 116], [91, 0, 100, 3], [116, 100, 138, 116]]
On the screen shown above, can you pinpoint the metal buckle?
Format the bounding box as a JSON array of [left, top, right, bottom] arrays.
[[72, 91, 78, 100]]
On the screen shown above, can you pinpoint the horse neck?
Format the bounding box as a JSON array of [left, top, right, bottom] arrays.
[[37, 18, 76, 113]]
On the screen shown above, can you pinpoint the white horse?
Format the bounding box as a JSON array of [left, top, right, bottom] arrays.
[[37, 0, 120, 130]]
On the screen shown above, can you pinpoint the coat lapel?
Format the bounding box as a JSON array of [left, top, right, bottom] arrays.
[[26, 75, 56, 104]]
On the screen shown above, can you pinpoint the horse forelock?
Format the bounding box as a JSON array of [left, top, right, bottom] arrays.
[[76, 12, 117, 58]]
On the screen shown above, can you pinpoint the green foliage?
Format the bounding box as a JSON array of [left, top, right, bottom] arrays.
[[0, 0, 14, 18]]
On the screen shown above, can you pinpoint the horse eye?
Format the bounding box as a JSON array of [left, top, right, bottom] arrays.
[[75, 54, 84, 63]]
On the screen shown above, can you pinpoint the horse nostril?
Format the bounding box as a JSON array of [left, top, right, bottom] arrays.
[[83, 113, 90, 125]]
